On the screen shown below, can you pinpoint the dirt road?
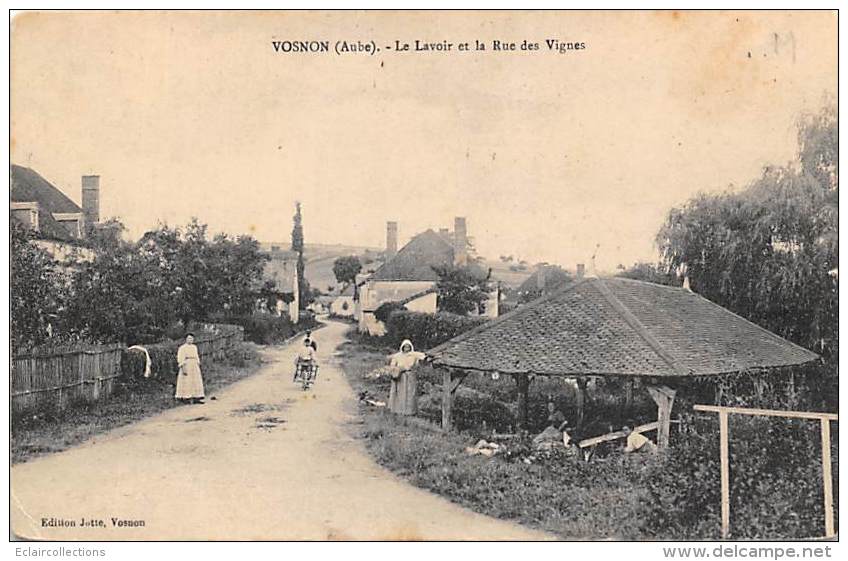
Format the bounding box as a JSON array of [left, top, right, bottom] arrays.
[[11, 319, 550, 540]]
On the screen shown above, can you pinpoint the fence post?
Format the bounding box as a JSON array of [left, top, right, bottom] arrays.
[[820, 418, 834, 538], [719, 410, 730, 539]]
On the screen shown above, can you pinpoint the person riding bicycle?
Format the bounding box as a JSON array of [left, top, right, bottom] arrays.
[[294, 337, 317, 382]]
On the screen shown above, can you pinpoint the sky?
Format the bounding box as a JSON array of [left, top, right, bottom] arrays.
[[10, 11, 837, 272]]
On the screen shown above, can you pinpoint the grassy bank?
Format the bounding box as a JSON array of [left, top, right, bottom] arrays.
[[336, 332, 648, 539], [337, 328, 838, 540], [11, 342, 264, 465]]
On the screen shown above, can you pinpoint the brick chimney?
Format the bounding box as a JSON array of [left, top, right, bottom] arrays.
[[576, 263, 585, 279], [386, 221, 398, 258], [453, 217, 467, 266], [81, 175, 100, 226]]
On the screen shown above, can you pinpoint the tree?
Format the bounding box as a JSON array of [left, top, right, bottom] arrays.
[[10, 221, 64, 352], [432, 264, 491, 315], [291, 201, 309, 309], [64, 218, 269, 344], [332, 255, 362, 298], [656, 105, 837, 360], [616, 261, 680, 287]]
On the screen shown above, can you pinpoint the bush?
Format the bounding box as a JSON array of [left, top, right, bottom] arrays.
[[642, 413, 838, 539], [210, 312, 317, 345], [384, 310, 487, 350], [374, 301, 407, 324]]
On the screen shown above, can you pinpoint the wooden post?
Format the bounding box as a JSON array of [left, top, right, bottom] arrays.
[[820, 418, 834, 538], [575, 377, 587, 429], [647, 385, 677, 449], [514, 374, 530, 430], [719, 410, 730, 540], [623, 378, 633, 413], [441, 369, 453, 432]]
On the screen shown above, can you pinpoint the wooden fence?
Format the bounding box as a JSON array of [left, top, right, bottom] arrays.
[[693, 404, 838, 540], [191, 323, 244, 363], [11, 343, 124, 414], [11, 324, 244, 414]]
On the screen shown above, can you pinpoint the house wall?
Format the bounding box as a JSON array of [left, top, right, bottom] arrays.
[[359, 312, 386, 336], [405, 291, 438, 313], [331, 296, 355, 317], [358, 280, 437, 335], [360, 280, 436, 312]]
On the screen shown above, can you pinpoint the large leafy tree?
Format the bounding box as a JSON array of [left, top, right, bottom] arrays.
[[656, 106, 837, 361], [332, 255, 362, 298], [10, 221, 64, 352], [616, 261, 680, 287], [433, 264, 491, 315], [63, 218, 268, 344]]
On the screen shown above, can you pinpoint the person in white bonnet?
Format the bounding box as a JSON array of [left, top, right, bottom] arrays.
[[387, 339, 426, 415]]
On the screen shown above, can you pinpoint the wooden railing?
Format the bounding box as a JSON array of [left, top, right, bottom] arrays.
[[693, 405, 838, 540]]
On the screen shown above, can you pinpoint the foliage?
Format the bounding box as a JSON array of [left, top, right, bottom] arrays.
[[25, 217, 272, 346], [519, 266, 573, 303], [211, 312, 317, 345], [616, 261, 681, 286], [432, 263, 491, 315], [374, 301, 407, 324], [332, 255, 362, 298], [291, 201, 310, 308], [656, 105, 837, 409], [383, 310, 487, 350], [10, 221, 65, 353], [643, 414, 837, 539]]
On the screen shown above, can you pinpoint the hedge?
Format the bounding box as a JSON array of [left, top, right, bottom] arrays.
[[210, 312, 318, 345], [120, 323, 244, 382], [384, 310, 487, 351]]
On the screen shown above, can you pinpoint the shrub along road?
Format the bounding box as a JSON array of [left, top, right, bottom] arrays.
[[11, 319, 550, 540]]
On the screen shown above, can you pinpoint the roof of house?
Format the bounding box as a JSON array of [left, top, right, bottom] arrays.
[[427, 277, 819, 378], [10, 164, 82, 241], [370, 229, 456, 281], [517, 265, 572, 294], [398, 287, 438, 305]]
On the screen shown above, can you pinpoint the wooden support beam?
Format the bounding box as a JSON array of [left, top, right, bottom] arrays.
[[578, 421, 659, 449], [693, 405, 838, 422], [719, 410, 730, 539], [514, 374, 531, 430], [441, 369, 453, 432], [575, 377, 587, 429], [820, 418, 835, 538], [450, 372, 468, 394], [647, 385, 676, 449], [623, 378, 633, 413]]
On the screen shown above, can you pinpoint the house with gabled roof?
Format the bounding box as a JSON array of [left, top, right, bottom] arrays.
[[10, 164, 101, 263], [358, 217, 498, 335]]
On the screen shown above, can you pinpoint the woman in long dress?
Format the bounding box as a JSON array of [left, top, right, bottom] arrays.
[[175, 333, 205, 404], [387, 339, 426, 415]]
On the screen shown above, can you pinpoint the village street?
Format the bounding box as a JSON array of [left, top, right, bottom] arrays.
[[11, 320, 550, 541]]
